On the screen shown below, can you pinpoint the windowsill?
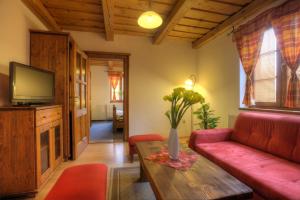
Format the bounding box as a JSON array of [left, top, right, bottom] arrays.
[[110, 101, 123, 103], [239, 107, 300, 115]]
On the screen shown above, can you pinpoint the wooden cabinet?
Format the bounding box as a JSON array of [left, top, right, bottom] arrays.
[[0, 105, 63, 198], [35, 107, 63, 188], [30, 30, 90, 160]]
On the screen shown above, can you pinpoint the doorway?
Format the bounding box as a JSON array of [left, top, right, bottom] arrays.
[[86, 51, 129, 142]]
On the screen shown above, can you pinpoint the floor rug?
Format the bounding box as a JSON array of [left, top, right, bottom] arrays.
[[109, 166, 156, 200], [90, 121, 123, 142]]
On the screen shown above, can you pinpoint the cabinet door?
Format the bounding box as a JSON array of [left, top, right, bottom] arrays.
[[36, 123, 52, 187], [52, 120, 63, 169]]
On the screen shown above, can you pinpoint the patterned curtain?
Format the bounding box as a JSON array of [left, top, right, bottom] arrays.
[[234, 15, 269, 106], [272, 7, 300, 107], [110, 76, 119, 101]]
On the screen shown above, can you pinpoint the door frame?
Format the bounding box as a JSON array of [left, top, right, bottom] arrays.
[[85, 51, 130, 141]]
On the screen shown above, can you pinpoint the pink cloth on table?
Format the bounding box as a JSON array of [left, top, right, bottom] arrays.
[[145, 147, 198, 170]]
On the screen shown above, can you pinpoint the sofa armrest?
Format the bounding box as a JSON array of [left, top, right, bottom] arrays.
[[188, 128, 233, 150]]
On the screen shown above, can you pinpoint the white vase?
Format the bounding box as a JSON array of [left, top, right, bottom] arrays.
[[168, 128, 180, 160]]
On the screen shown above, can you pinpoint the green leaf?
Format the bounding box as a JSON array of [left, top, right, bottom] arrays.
[[193, 101, 220, 130]]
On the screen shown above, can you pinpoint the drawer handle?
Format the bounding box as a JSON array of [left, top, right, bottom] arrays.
[[42, 116, 47, 119]]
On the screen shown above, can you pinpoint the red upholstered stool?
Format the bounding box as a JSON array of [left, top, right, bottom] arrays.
[[128, 133, 165, 162], [45, 164, 107, 200]]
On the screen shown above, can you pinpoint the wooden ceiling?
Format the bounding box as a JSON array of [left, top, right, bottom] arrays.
[[22, 0, 276, 48]]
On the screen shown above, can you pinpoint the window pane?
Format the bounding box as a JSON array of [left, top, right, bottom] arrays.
[[75, 83, 80, 109], [260, 29, 277, 54], [81, 85, 86, 108], [254, 53, 276, 80], [82, 58, 87, 82], [115, 81, 120, 100], [255, 79, 276, 102], [76, 53, 81, 80], [40, 131, 50, 174], [254, 28, 277, 104]]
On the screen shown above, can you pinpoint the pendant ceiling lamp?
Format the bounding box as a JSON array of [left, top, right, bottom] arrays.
[[138, 0, 163, 29]]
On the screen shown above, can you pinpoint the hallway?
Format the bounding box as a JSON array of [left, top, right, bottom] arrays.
[[90, 121, 123, 142]]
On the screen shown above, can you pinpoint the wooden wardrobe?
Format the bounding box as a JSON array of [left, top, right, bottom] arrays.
[[30, 30, 90, 159]]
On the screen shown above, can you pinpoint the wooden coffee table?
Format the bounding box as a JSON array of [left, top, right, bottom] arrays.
[[136, 141, 253, 200]]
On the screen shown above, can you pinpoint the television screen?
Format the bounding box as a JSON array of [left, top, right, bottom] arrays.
[[10, 62, 55, 104]]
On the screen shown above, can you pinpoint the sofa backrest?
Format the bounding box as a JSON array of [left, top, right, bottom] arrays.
[[232, 112, 300, 163]]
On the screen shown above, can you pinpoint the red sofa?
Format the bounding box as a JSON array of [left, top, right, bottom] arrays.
[[189, 112, 300, 200]]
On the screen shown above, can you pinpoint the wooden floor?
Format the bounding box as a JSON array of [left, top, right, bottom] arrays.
[[35, 142, 133, 200]]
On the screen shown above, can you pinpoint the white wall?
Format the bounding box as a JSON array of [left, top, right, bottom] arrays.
[[0, 0, 47, 105], [90, 65, 122, 120], [70, 31, 198, 137], [91, 65, 109, 120]]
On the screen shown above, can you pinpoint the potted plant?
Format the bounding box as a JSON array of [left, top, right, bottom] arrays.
[[163, 87, 204, 160], [194, 102, 220, 129]]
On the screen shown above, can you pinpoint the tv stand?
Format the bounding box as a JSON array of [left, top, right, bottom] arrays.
[[0, 105, 63, 198], [12, 102, 55, 107]]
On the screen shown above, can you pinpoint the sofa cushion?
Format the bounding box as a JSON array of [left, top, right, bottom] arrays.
[[293, 133, 300, 162], [195, 141, 300, 200], [128, 134, 164, 146], [267, 117, 300, 162], [188, 128, 232, 149], [232, 112, 300, 162]]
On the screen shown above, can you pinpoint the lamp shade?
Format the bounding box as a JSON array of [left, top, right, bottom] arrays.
[[185, 78, 194, 90], [138, 11, 163, 29]]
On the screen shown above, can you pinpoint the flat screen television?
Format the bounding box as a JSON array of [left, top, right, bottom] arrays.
[[9, 62, 55, 105]]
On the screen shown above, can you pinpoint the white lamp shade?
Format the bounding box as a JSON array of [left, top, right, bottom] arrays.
[[185, 79, 194, 90], [138, 11, 163, 29]]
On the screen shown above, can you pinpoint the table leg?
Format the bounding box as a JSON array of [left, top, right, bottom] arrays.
[[139, 163, 147, 182]]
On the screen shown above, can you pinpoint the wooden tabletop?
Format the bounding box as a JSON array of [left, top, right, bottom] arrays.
[[136, 141, 253, 200]]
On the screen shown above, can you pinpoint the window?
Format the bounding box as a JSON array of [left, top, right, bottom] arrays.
[[240, 28, 300, 109], [110, 75, 123, 102], [254, 29, 279, 106]]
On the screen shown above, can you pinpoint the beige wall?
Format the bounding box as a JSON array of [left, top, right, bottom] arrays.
[[0, 0, 46, 105], [70, 31, 197, 136], [90, 65, 123, 120], [91, 65, 110, 120], [195, 33, 240, 128]]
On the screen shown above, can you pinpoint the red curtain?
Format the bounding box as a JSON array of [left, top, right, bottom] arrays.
[[272, 9, 300, 107], [234, 15, 269, 106]]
